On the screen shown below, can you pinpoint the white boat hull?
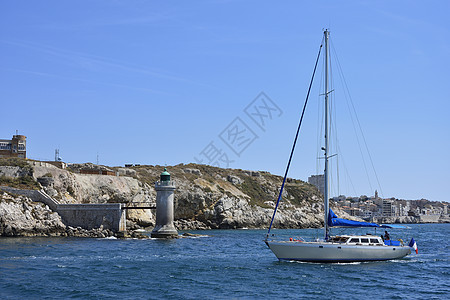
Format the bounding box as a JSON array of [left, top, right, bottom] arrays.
[[266, 240, 411, 263]]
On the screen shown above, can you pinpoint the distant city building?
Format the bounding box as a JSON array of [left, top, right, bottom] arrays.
[[332, 191, 447, 220], [382, 200, 393, 217], [308, 174, 325, 195], [0, 134, 26, 158]]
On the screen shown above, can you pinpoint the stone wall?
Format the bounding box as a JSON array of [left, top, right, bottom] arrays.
[[28, 161, 58, 169], [372, 214, 446, 224], [419, 215, 440, 223], [57, 203, 126, 232]]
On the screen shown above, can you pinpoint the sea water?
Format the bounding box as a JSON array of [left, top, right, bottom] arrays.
[[0, 224, 448, 299]]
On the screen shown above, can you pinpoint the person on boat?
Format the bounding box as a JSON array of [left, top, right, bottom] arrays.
[[384, 231, 390, 240]]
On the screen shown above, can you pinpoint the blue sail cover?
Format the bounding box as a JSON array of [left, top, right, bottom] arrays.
[[328, 209, 387, 228]]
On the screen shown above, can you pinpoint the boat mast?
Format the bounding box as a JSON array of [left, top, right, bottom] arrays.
[[324, 29, 330, 240]]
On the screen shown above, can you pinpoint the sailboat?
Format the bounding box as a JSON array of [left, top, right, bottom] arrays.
[[265, 30, 417, 263]]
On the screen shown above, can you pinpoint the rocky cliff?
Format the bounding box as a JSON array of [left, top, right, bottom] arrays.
[[1, 158, 327, 234], [0, 192, 65, 236]]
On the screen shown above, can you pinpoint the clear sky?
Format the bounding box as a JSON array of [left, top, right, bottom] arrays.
[[1, 1, 449, 202]]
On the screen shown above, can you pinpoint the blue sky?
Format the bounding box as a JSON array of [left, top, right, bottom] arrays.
[[1, 1, 449, 202]]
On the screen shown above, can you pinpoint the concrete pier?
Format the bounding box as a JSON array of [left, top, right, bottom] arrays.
[[151, 168, 178, 238]]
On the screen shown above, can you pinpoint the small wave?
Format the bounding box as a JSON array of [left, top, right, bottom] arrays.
[[183, 235, 210, 239], [3, 256, 37, 261], [390, 258, 418, 264]]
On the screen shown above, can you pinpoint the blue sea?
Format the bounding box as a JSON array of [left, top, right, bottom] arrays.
[[0, 224, 448, 299]]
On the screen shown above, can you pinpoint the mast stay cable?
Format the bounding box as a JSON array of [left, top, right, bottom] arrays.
[[330, 40, 384, 197]]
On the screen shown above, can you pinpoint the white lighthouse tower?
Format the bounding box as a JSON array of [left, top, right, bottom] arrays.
[[151, 168, 178, 238]]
